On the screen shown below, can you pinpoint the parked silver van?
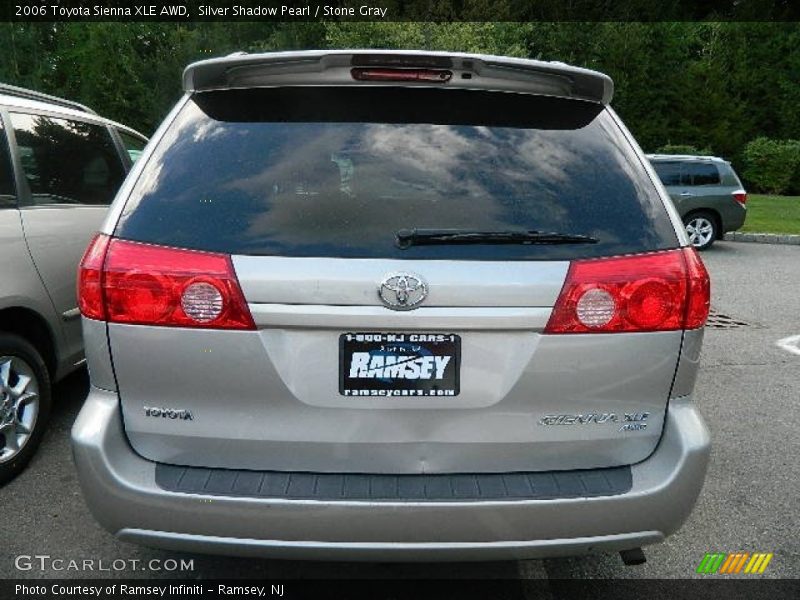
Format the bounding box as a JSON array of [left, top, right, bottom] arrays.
[[0, 84, 146, 483], [72, 51, 711, 563]]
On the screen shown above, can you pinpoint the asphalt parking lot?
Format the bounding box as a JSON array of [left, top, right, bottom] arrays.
[[1, 241, 798, 582]]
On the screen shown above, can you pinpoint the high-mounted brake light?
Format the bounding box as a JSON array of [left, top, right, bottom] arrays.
[[78, 236, 255, 330], [544, 248, 710, 334], [732, 190, 747, 206], [351, 68, 452, 83]]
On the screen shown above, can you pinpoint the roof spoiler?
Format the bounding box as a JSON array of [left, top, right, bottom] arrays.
[[183, 50, 614, 105]]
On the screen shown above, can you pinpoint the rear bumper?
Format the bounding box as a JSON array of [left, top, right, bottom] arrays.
[[72, 389, 710, 561], [721, 202, 747, 233]]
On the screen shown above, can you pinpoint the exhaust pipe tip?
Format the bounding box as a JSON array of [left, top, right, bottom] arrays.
[[620, 548, 646, 566]]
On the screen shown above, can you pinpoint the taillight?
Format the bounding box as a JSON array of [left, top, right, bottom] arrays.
[[78, 233, 111, 320], [544, 248, 710, 334], [351, 68, 452, 83], [682, 247, 711, 329], [78, 237, 255, 330], [732, 190, 747, 206]]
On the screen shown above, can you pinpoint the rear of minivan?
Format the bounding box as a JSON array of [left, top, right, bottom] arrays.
[[72, 51, 711, 562]]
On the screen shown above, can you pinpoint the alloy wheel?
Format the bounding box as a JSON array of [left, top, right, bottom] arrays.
[[0, 356, 40, 463], [685, 217, 715, 248]]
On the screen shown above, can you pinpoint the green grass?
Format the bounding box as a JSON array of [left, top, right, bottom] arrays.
[[740, 194, 800, 235]]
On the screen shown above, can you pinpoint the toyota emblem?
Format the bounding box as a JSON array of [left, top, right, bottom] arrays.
[[378, 273, 428, 310]]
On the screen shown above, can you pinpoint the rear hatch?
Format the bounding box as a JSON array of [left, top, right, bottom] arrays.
[[100, 84, 688, 474]]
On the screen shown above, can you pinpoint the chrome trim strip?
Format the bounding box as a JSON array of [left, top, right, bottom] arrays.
[[247, 304, 550, 330], [62, 307, 81, 321], [117, 529, 663, 561]]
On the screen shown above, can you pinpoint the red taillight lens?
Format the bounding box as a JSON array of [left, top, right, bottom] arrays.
[[682, 246, 711, 329], [732, 190, 747, 206], [351, 68, 452, 83], [544, 248, 710, 334], [78, 237, 255, 330], [78, 233, 112, 320]]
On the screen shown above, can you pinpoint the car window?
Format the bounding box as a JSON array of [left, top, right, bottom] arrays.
[[0, 122, 16, 208], [651, 162, 682, 186], [118, 130, 147, 164], [685, 162, 721, 186], [10, 112, 126, 206], [718, 162, 744, 187], [116, 87, 678, 261]]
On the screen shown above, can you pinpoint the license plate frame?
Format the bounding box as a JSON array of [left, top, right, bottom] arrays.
[[339, 332, 461, 397]]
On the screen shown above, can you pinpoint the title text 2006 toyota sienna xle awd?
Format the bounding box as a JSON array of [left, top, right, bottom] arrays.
[[72, 51, 711, 563]]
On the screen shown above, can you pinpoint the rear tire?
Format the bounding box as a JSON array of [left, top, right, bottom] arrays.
[[683, 211, 718, 251], [0, 333, 51, 485]]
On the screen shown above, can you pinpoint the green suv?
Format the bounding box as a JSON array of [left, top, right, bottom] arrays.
[[649, 154, 747, 250]]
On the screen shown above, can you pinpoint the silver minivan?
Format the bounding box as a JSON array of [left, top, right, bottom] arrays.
[[0, 84, 146, 483], [72, 51, 711, 563]]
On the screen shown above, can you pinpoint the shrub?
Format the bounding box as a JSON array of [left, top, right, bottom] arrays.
[[742, 137, 800, 195]]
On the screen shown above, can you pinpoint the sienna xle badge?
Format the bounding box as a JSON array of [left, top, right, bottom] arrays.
[[72, 50, 711, 564]]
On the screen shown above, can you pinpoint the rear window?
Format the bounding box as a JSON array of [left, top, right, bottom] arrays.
[[118, 130, 147, 164], [685, 162, 721, 186], [652, 162, 682, 186], [115, 87, 678, 260], [653, 160, 722, 187], [11, 112, 126, 206]]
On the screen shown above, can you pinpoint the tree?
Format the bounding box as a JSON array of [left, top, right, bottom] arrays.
[[0, 21, 798, 160]]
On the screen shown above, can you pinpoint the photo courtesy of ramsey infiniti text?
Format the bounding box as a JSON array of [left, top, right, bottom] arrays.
[[72, 50, 712, 564]]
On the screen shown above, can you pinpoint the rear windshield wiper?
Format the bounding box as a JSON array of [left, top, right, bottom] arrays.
[[395, 228, 598, 249]]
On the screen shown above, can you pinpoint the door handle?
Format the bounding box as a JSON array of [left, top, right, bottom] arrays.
[[679, 192, 694, 197]]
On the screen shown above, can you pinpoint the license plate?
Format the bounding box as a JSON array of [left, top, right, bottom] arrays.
[[339, 333, 460, 397]]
